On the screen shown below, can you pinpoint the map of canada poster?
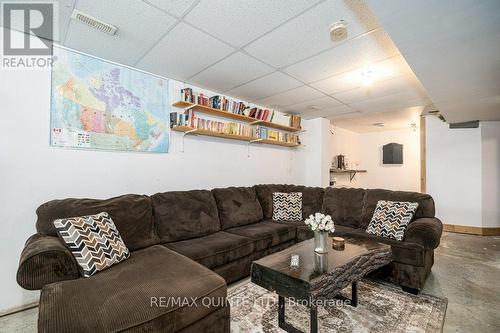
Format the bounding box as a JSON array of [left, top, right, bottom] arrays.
[[50, 46, 169, 153]]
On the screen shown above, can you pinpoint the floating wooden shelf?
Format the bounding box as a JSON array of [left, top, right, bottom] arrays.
[[330, 169, 367, 182], [258, 139, 301, 147], [172, 101, 303, 132], [172, 126, 301, 147]]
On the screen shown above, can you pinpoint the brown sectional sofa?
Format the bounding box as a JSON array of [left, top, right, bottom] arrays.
[[17, 184, 442, 332]]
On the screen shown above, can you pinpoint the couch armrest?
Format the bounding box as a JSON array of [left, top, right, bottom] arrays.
[[17, 233, 80, 290], [404, 217, 443, 250]]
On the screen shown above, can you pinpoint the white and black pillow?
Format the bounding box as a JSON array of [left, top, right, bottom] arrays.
[[366, 200, 419, 241], [272, 192, 302, 222], [54, 212, 130, 277]]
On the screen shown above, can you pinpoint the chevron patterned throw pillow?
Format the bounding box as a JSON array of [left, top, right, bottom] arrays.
[[272, 192, 302, 222], [54, 212, 130, 277], [366, 200, 419, 241]]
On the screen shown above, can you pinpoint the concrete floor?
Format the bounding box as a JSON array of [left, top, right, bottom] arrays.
[[1, 232, 499, 332], [422, 232, 500, 332]]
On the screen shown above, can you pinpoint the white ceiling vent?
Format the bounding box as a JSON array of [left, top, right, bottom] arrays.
[[71, 10, 118, 35]]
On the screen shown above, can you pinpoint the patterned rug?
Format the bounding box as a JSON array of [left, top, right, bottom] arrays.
[[228, 279, 447, 333]]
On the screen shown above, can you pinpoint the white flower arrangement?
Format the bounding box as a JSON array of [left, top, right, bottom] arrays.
[[304, 212, 335, 233]]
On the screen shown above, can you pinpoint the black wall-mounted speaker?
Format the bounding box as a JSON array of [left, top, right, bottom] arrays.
[[383, 143, 403, 164]]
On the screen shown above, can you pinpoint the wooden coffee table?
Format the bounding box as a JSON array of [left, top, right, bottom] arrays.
[[251, 237, 393, 333]]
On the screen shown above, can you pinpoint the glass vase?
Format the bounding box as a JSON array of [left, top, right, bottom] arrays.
[[314, 231, 329, 254]]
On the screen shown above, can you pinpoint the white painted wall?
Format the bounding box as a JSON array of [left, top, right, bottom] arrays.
[[330, 126, 361, 187], [305, 118, 332, 187], [357, 128, 420, 192], [330, 126, 420, 191], [426, 116, 483, 227], [0, 29, 316, 313], [480, 121, 500, 228]]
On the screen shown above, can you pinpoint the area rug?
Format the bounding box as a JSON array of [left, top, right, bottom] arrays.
[[228, 279, 447, 333]]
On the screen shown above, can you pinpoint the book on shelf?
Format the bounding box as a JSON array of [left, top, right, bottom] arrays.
[[289, 115, 302, 129], [169, 112, 189, 128]]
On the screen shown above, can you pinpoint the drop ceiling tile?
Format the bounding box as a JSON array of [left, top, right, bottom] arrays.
[[137, 22, 234, 81], [331, 107, 423, 133], [184, 0, 322, 47], [64, 0, 176, 65], [299, 105, 355, 120], [255, 85, 325, 108], [282, 96, 343, 113], [58, 0, 76, 42], [311, 54, 412, 95], [144, 0, 196, 17], [244, 0, 380, 68], [311, 70, 363, 95], [283, 28, 400, 83], [349, 92, 429, 114], [283, 41, 359, 83], [225, 72, 302, 102], [188, 52, 274, 92], [349, 29, 400, 65], [333, 74, 427, 104]]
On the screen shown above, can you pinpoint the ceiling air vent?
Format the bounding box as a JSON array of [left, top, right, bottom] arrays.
[[71, 10, 117, 35]]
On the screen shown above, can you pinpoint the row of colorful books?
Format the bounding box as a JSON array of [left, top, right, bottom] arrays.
[[256, 126, 300, 144], [194, 118, 254, 137], [180, 88, 275, 122], [170, 110, 254, 137]]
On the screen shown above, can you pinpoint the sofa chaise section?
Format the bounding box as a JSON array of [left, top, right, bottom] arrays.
[[38, 245, 228, 333]]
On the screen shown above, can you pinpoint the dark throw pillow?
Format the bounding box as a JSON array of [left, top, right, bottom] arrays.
[[53, 212, 130, 277], [272, 192, 303, 222], [366, 200, 419, 241]]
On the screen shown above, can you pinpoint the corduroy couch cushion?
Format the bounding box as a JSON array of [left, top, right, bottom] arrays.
[[212, 187, 263, 229], [322, 187, 366, 228], [36, 194, 158, 251], [163, 231, 254, 269], [254, 184, 324, 220], [38, 246, 227, 333], [225, 221, 296, 251], [152, 190, 221, 243]]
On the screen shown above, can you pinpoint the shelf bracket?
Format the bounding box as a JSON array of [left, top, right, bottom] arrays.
[[180, 129, 197, 153], [183, 105, 196, 112], [349, 171, 357, 182]]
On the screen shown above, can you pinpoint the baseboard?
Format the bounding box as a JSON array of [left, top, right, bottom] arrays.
[[443, 224, 500, 236], [0, 302, 38, 318]]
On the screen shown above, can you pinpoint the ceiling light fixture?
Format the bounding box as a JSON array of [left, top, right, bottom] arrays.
[[372, 122, 385, 127], [361, 67, 373, 86], [330, 20, 347, 41]]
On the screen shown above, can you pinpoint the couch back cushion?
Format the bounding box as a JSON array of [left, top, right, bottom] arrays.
[[212, 187, 263, 229], [322, 188, 366, 228], [360, 189, 435, 229], [36, 194, 158, 251], [151, 190, 221, 242], [254, 184, 324, 220]]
